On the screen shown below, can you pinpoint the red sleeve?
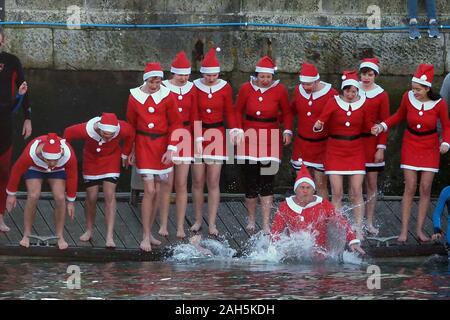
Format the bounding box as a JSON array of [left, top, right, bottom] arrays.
[[377, 92, 390, 146], [224, 84, 238, 129], [438, 99, 450, 144], [318, 98, 336, 125], [383, 92, 408, 129], [290, 88, 298, 117], [280, 85, 293, 132], [234, 84, 250, 129], [189, 86, 199, 124], [6, 147, 33, 195], [166, 94, 183, 149], [63, 123, 87, 145], [64, 144, 78, 201], [119, 121, 135, 158], [126, 95, 138, 129], [192, 87, 202, 143], [271, 202, 288, 235]]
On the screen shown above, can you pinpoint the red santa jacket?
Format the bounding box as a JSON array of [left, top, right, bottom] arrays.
[[63, 117, 135, 180], [193, 79, 238, 130], [291, 82, 337, 139], [6, 135, 78, 201], [271, 196, 360, 248], [235, 79, 294, 134], [360, 84, 390, 148], [162, 80, 199, 130], [126, 85, 183, 151], [381, 90, 450, 145]]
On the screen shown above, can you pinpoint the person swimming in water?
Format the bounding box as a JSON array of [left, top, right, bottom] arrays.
[[431, 186, 450, 251]]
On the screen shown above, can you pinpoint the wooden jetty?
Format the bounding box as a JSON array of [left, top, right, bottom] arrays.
[[0, 193, 447, 261]]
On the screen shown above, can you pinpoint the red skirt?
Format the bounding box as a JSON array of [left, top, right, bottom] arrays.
[[363, 135, 385, 169], [173, 125, 194, 163], [235, 127, 282, 163], [400, 131, 440, 172], [291, 135, 327, 170], [135, 133, 173, 175], [200, 126, 229, 161], [324, 138, 366, 175]]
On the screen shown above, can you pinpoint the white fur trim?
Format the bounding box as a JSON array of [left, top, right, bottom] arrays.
[[42, 151, 62, 160], [341, 79, 360, 89], [86, 117, 120, 141], [6, 190, 16, 196], [170, 67, 191, 75], [200, 66, 220, 74], [325, 170, 366, 175], [143, 70, 164, 81], [360, 84, 384, 98], [66, 196, 76, 202], [359, 62, 379, 74], [376, 144, 387, 150], [173, 156, 194, 162], [412, 77, 432, 87], [167, 145, 177, 152], [121, 154, 128, 160], [400, 164, 439, 172], [286, 195, 323, 214], [97, 123, 119, 133], [380, 122, 388, 132], [136, 167, 173, 175], [283, 130, 293, 136], [249, 76, 280, 93], [235, 155, 281, 163], [294, 177, 316, 191], [299, 74, 320, 83], [291, 159, 324, 170], [298, 82, 332, 100], [407, 90, 441, 111], [441, 142, 450, 148], [162, 80, 194, 95], [255, 66, 275, 74], [334, 94, 366, 112], [199, 155, 228, 161], [29, 139, 71, 170], [365, 162, 385, 167], [349, 239, 361, 246], [193, 78, 227, 94], [83, 173, 120, 180]]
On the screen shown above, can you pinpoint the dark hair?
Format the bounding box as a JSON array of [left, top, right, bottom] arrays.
[[359, 67, 379, 76], [427, 88, 441, 101], [341, 85, 359, 94]]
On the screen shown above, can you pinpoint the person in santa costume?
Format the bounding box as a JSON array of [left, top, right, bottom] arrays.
[[5, 133, 78, 250], [314, 70, 374, 240], [191, 47, 240, 236], [234, 56, 293, 234], [290, 62, 337, 200], [372, 64, 450, 243], [158, 51, 199, 239], [126, 62, 183, 252], [271, 160, 365, 256], [358, 58, 391, 236], [64, 112, 135, 248]]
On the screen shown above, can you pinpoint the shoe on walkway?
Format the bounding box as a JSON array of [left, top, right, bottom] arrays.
[[428, 21, 441, 38], [409, 23, 421, 40]]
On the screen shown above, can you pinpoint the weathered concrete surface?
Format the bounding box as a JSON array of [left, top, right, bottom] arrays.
[[2, 0, 450, 74]]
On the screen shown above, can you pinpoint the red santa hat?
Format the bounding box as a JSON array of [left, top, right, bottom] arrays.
[[200, 47, 221, 74], [255, 56, 277, 74], [143, 62, 164, 81], [294, 159, 316, 191], [98, 112, 119, 133], [412, 64, 434, 87], [341, 70, 360, 89], [171, 51, 191, 75], [42, 133, 63, 160], [359, 57, 380, 74], [299, 63, 320, 83]]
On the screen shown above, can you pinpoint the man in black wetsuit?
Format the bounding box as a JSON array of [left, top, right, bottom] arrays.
[[0, 27, 31, 232]]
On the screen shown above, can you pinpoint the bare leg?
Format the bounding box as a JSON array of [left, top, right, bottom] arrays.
[[245, 197, 257, 232], [328, 175, 344, 211], [0, 214, 10, 232], [365, 171, 379, 235], [206, 163, 222, 236], [80, 184, 98, 242], [103, 181, 117, 248], [140, 178, 156, 252], [48, 179, 69, 250], [20, 179, 43, 248], [312, 168, 328, 200], [191, 163, 205, 232], [260, 195, 273, 234], [349, 174, 365, 240], [399, 169, 417, 242], [417, 171, 434, 242], [174, 164, 190, 238], [158, 171, 173, 237]]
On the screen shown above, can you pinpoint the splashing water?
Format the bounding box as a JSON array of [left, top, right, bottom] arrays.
[[166, 237, 236, 262]]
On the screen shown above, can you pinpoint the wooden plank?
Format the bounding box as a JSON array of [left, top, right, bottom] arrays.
[[71, 201, 96, 247], [128, 202, 165, 249], [217, 203, 245, 249], [2, 211, 22, 244], [33, 201, 54, 236], [164, 204, 184, 245], [386, 200, 418, 245], [410, 199, 432, 238], [38, 200, 77, 247], [61, 201, 92, 248], [12, 199, 38, 240], [116, 202, 141, 248], [95, 202, 125, 249], [225, 202, 252, 242], [78, 201, 107, 245], [228, 201, 259, 234], [0, 228, 10, 245], [373, 201, 400, 237]]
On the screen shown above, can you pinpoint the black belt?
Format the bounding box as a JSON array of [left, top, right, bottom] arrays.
[[330, 134, 361, 141], [246, 115, 277, 123], [297, 133, 328, 142], [203, 121, 224, 128], [407, 126, 437, 136], [183, 121, 190, 127], [361, 132, 372, 138], [136, 130, 166, 140]]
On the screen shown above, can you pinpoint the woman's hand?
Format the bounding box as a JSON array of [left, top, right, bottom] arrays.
[[371, 124, 383, 136], [6, 195, 16, 213], [161, 150, 174, 165], [18, 81, 28, 95], [283, 133, 292, 146], [440, 143, 449, 154], [67, 202, 75, 220], [313, 120, 324, 132]]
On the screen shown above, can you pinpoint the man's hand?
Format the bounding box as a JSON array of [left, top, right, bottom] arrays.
[[128, 151, 136, 166], [67, 202, 75, 220], [6, 195, 17, 213], [22, 119, 32, 139], [350, 243, 366, 255], [19, 81, 28, 95]]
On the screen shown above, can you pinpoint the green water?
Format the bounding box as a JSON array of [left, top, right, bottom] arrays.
[[10, 70, 450, 194]]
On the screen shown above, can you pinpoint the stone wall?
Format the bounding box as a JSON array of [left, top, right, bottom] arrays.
[[3, 0, 450, 75]]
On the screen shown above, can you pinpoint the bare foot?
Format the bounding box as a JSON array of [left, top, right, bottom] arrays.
[[355, 226, 364, 241], [262, 225, 271, 235], [417, 232, 430, 243], [0, 216, 10, 232], [366, 225, 379, 236], [397, 234, 407, 243], [246, 222, 256, 233], [58, 238, 69, 250], [140, 238, 152, 252], [209, 225, 219, 236], [190, 221, 202, 232], [106, 238, 116, 248], [176, 229, 186, 239], [158, 227, 169, 237], [19, 236, 30, 248], [150, 235, 161, 246], [79, 230, 92, 242]]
